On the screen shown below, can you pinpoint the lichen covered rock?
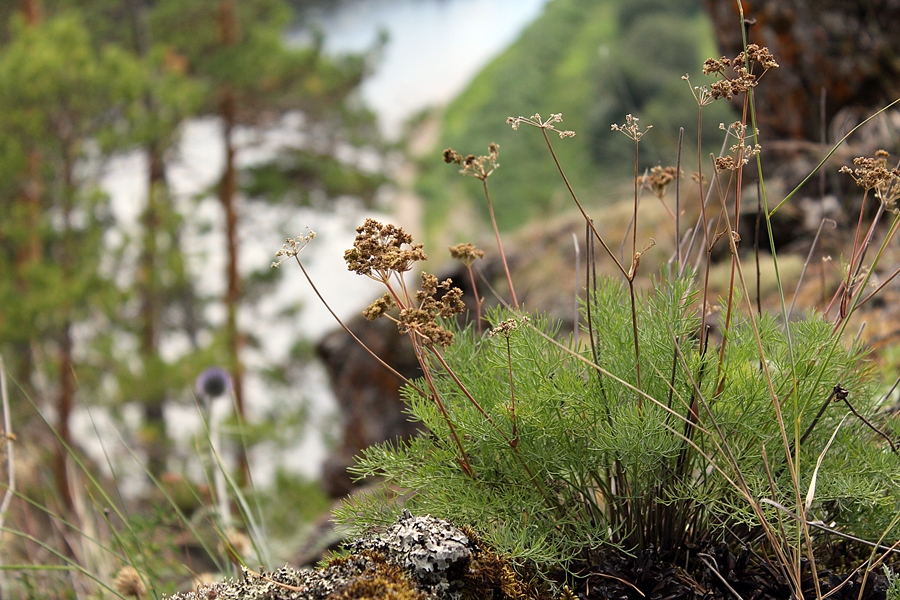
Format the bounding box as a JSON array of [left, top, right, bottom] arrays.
[[348, 510, 474, 596], [165, 511, 534, 600]]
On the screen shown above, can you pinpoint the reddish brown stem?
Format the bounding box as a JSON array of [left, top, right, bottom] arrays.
[[481, 179, 518, 308]]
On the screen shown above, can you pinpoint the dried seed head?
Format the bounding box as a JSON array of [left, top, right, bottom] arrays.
[[489, 316, 531, 339], [695, 46, 775, 103], [344, 218, 427, 281], [702, 57, 728, 75], [448, 242, 485, 268], [715, 156, 737, 172], [637, 166, 681, 199], [397, 272, 466, 347], [840, 151, 900, 208], [507, 113, 575, 138], [444, 144, 501, 180], [611, 114, 652, 141], [737, 44, 779, 70], [442, 148, 462, 164], [363, 293, 395, 321], [272, 228, 316, 268], [113, 566, 147, 599]]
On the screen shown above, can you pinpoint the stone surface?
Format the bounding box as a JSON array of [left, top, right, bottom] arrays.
[[165, 512, 484, 600], [317, 315, 423, 498], [349, 510, 474, 596]]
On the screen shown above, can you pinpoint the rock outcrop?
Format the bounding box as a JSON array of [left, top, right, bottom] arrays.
[[168, 511, 535, 600]]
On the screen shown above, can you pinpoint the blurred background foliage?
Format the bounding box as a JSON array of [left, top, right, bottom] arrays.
[[416, 0, 736, 240]]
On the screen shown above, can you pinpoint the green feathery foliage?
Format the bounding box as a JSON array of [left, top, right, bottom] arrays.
[[336, 272, 898, 566]]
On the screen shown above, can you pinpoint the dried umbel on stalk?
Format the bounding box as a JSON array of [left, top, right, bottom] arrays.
[[344, 218, 427, 282], [637, 166, 681, 199], [840, 150, 900, 209], [346, 219, 465, 348]]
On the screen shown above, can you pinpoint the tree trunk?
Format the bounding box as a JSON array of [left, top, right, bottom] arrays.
[[54, 323, 75, 513], [20, 0, 41, 24], [53, 151, 77, 514], [139, 144, 169, 478], [12, 0, 43, 420], [127, 0, 172, 479], [218, 0, 249, 484]]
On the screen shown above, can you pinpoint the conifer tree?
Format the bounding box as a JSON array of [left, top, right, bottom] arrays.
[[149, 0, 383, 481], [0, 12, 145, 509]]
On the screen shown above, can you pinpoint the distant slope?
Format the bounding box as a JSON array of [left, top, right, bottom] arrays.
[[415, 0, 736, 242]]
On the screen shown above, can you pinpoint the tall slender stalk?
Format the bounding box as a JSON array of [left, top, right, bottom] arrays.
[[482, 179, 518, 308]]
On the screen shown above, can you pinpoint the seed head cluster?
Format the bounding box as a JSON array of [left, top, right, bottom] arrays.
[[347, 219, 466, 347], [113, 566, 147, 599], [693, 44, 779, 102], [488, 316, 531, 339], [448, 242, 485, 268], [714, 122, 762, 171], [443, 143, 500, 180], [344, 218, 427, 281], [637, 166, 681, 199], [363, 292, 395, 321], [507, 113, 576, 138], [611, 114, 652, 141], [395, 272, 465, 347], [840, 151, 900, 209], [271, 228, 316, 268]]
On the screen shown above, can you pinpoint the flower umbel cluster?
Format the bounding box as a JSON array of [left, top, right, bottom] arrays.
[[611, 114, 652, 141], [448, 242, 485, 268], [637, 166, 681, 199], [443, 143, 500, 180], [395, 273, 465, 347], [488, 315, 531, 339], [507, 113, 576, 138], [271, 228, 316, 268], [344, 218, 427, 282], [697, 44, 779, 102], [840, 150, 900, 209], [363, 272, 465, 348], [346, 219, 465, 348], [714, 121, 762, 171]]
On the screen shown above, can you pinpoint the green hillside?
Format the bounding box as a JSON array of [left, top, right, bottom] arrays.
[[416, 0, 736, 241]]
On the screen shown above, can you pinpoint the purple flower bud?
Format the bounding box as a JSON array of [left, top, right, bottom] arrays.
[[196, 367, 232, 399]]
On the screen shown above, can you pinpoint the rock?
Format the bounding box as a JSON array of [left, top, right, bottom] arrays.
[[348, 510, 473, 596], [317, 316, 423, 498], [166, 511, 534, 600]]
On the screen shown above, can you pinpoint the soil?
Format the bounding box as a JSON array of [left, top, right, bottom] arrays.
[[554, 542, 894, 600]]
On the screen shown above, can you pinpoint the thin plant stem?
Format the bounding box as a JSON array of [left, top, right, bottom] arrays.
[[755, 179, 762, 316], [505, 337, 518, 447], [787, 218, 835, 321], [466, 264, 483, 335], [0, 355, 14, 528], [292, 256, 427, 398], [413, 340, 474, 479], [482, 178, 518, 308], [539, 127, 628, 277], [632, 138, 639, 262], [628, 281, 642, 396], [572, 232, 580, 332], [676, 127, 684, 271]]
